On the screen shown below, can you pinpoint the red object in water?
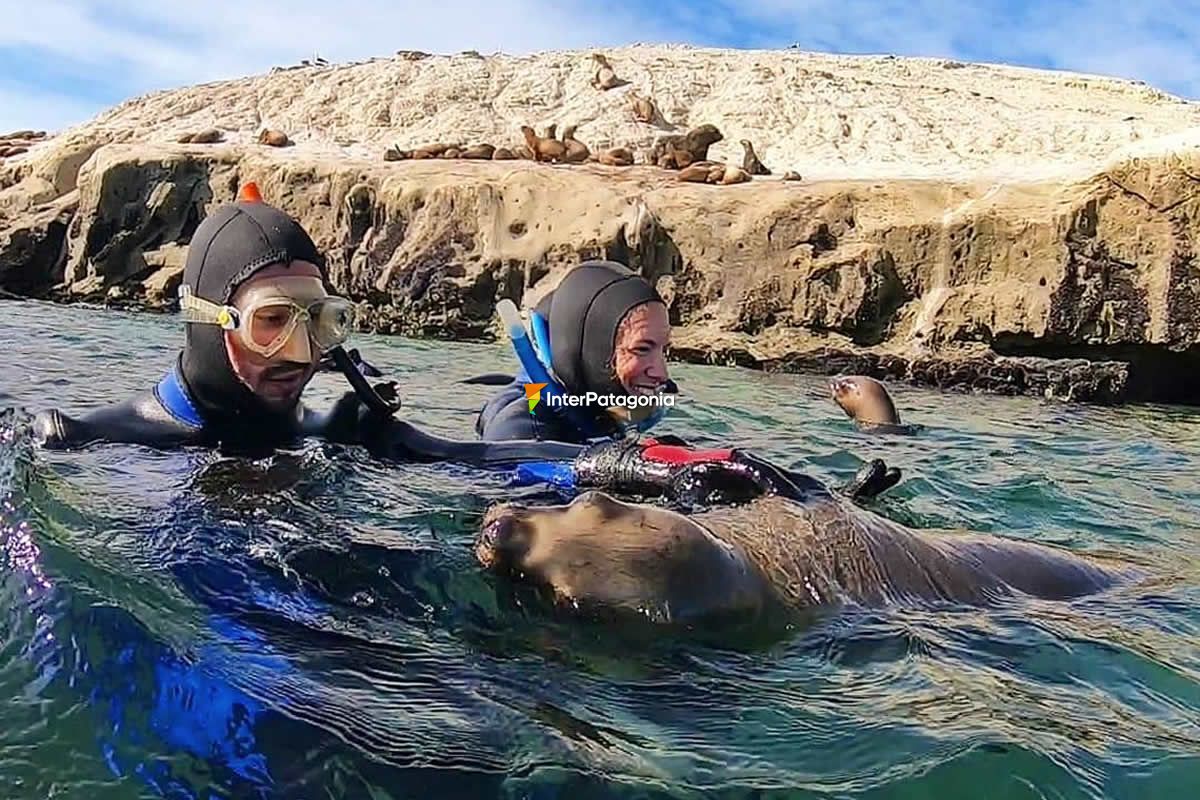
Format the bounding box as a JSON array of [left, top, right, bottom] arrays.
[[238, 182, 263, 203], [640, 439, 734, 465]]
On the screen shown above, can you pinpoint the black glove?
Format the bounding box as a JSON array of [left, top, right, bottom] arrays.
[[571, 439, 789, 509]]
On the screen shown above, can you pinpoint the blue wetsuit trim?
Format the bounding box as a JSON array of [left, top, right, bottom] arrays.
[[154, 366, 206, 429]]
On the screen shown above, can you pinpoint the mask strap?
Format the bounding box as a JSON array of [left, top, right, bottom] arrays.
[[179, 285, 239, 329]]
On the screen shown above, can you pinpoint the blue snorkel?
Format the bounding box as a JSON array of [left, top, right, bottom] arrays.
[[496, 299, 600, 435]]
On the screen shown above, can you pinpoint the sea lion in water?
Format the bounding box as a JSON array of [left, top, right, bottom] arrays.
[[830, 375, 917, 433], [476, 490, 1127, 625]]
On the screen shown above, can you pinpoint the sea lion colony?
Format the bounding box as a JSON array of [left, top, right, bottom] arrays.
[[155, 53, 803, 184], [369, 50, 799, 181]]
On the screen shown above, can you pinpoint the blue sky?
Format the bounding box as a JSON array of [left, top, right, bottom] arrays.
[[2, 0, 1198, 133]]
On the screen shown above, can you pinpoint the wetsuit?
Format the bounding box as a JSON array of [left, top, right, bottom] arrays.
[[476, 260, 666, 443], [31, 197, 581, 468]]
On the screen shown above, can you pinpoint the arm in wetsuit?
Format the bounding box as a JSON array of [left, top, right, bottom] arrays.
[[306, 387, 586, 467], [34, 387, 208, 450]]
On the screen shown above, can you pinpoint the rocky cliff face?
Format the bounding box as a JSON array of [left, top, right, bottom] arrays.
[[4, 45, 1200, 403]]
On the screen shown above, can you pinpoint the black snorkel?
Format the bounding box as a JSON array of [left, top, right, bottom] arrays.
[[328, 345, 402, 417]]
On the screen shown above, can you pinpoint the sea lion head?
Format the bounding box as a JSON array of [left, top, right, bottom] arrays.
[[830, 375, 901, 426], [476, 491, 767, 622], [687, 124, 723, 147]]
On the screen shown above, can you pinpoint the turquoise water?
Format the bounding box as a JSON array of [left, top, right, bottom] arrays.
[[1, 298, 1199, 799]]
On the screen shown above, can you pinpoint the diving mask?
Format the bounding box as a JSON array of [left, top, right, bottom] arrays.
[[179, 276, 355, 358]]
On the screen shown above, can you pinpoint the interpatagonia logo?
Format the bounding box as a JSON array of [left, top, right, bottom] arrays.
[[524, 382, 548, 413]]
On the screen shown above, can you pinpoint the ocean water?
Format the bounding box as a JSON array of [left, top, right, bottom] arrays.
[[1, 298, 1198, 799]]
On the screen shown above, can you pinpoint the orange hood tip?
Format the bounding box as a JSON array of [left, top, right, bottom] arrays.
[[238, 182, 264, 203]]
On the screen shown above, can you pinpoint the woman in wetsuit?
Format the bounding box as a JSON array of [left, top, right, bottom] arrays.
[[475, 260, 674, 443]]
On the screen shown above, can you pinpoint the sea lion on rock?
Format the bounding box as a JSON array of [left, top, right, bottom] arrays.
[[630, 92, 657, 124], [676, 163, 708, 182], [559, 125, 590, 164], [782, 171, 802, 182], [383, 145, 410, 161], [476, 489, 1128, 625], [594, 147, 634, 167], [461, 143, 496, 160], [830, 376, 917, 433], [190, 128, 223, 144], [441, 148, 463, 159], [677, 161, 719, 183], [721, 165, 751, 185], [521, 126, 566, 163], [741, 140, 770, 175], [492, 147, 516, 160], [649, 124, 723, 169], [258, 129, 290, 147], [591, 53, 621, 90], [657, 149, 692, 170], [411, 143, 452, 159]]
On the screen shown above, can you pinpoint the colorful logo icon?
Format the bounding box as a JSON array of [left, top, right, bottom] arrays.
[[524, 382, 548, 413]]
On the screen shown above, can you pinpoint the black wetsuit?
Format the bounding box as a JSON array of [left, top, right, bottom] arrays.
[[32, 196, 582, 468], [476, 260, 664, 443]]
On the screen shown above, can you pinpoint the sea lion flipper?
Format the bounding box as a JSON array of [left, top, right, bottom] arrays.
[[842, 458, 902, 500]]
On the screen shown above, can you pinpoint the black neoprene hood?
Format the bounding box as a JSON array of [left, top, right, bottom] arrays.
[[535, 260, 665, 397], [178, 199, 327, 428]]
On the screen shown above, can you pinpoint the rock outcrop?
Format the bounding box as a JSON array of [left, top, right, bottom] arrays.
[[4, 45, 1200, 404]]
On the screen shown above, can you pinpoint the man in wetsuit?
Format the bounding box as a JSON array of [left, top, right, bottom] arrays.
[[31, 186, 580, 467]]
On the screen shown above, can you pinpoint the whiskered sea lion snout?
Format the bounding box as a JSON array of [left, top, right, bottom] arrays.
[[476, 504, 534, 571]]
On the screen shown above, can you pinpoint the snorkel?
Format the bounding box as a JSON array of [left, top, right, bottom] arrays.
[[497, 298, 577, 418]]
